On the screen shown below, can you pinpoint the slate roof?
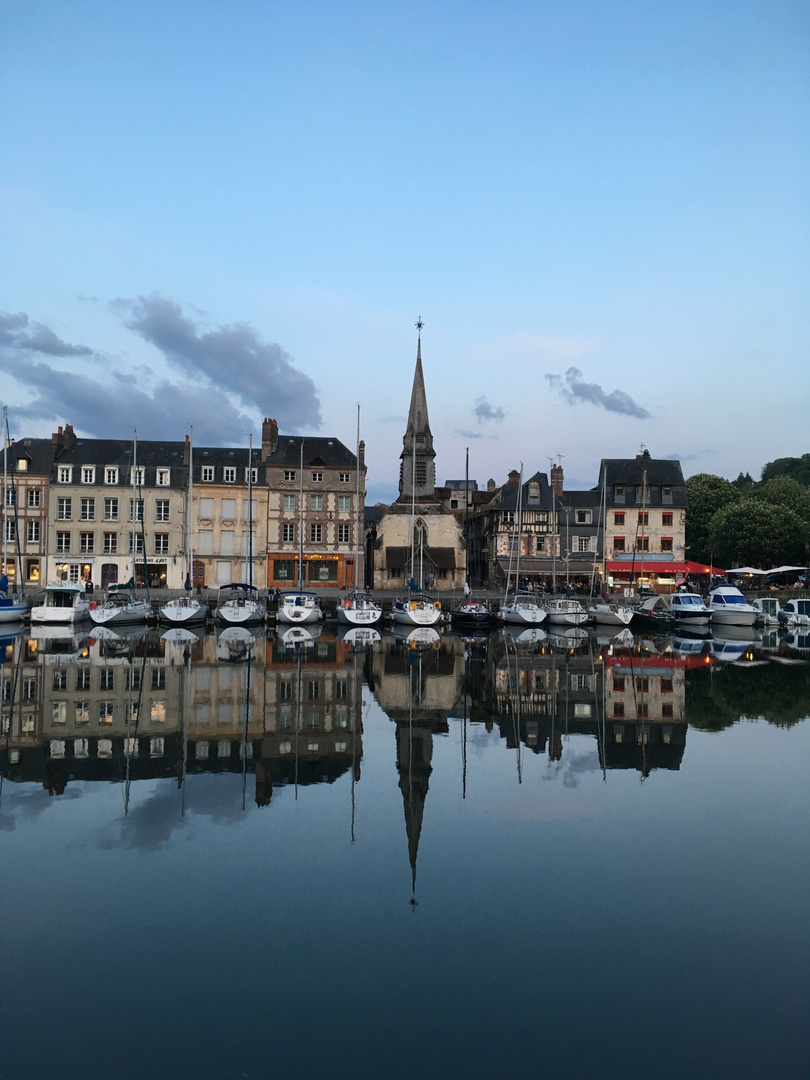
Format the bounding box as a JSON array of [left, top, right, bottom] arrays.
[[491, 472, 555, 512], [8, 437, 56, 475], [600, 455, 685, 488], [265, 436, 357, 469]]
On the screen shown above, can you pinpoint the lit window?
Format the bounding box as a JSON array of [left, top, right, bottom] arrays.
[[98, 702, 114, 725], [150, 702, 166, 725], [16, 459, 28, 472]]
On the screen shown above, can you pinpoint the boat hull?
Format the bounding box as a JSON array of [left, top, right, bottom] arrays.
[[0, 601, 28, 623], [216, 600, 266, 625], [159, 599, 210, 625], [335, 602, 382, 626], [391, 599, 442, 626], [88, 600, 154, 626], [589, 604, 634, 627], [30, 603, 90, 624]]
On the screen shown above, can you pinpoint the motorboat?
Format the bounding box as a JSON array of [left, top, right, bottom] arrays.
[[215, 583, 266, 626], [89, 584, 154, 626], [276, 590, 322, 624], [630, 595, 676, 632], [498, 592, 546, 626], [669, 591, 712, 627], [160, 594, 210, 626], [544, 598, 589, 626], [709, 625, 756, 663], [30, 582, 91, 625], [335, 589, 383, 626], [452, 598, 497, 630], [391, 593, 442, 627], [708, 585, 757, 627], [777, 598, 810, 627], [588, 602, 634, 628], [752, 596, 781, 625]]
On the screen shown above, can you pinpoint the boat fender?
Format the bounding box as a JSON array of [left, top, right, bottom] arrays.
[[433, 602, 441, 610], [89, 601, 97, 610]]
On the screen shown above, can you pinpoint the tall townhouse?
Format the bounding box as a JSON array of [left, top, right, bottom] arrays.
[[262, 419, 367, 591], [598, 450, 687, 592], [192, 439, 267, 589], [3, 437, 53, 590], [47, 425, 187, 591]]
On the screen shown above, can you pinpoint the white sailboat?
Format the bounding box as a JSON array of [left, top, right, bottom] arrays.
[[499, 465, 546, 627], [216, 434, 266, 625], [90, 431, 154, 626], [588, 466, 632, 627], [337, 407, 382, 627], [277, 439, 322, 624], [0, 408, 28, 623], [160, 427, 210, 626]]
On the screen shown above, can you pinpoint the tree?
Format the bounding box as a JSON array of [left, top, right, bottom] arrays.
[[707, 499, 809, 567], [754, 475, 810, 525], [685, 474, 740, 564], [761, 454, 810, 486]]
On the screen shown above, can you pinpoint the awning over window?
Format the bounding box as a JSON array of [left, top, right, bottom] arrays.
[[385, 546, 456, 570], [607, 560, 688, 574], [497, 558, 598, 575]]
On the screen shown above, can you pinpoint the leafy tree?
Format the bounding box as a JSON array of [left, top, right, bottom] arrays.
[[731, 471, 755, 494], [707, 499, 809, 567], [754, 475, 810, 524], [685, 474, 740, 563], [761, 454, 810, 486]]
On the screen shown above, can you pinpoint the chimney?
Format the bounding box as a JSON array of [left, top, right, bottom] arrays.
[[358, 439, 365, 469], [551, 464, 564, 497], [51, 425, 64, 448], [183, 433, 190, 465], [487, 478, 496, 493], [63, 423, 76, 449], [507, 469, 520, 486], [261, 417, 278, 461]]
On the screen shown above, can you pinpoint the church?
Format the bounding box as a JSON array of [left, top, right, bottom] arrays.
[[371, 329, 467, 592]]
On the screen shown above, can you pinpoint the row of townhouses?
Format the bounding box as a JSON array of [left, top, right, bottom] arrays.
[[2, 337, 687, 595]]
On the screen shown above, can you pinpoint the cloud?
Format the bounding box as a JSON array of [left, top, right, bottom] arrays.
[[473, 396, 505, 423], [111, 294, 321, 429], [456, 430, 483, 440], [545, 366, 651, 419], [0, 312, 92, 357]]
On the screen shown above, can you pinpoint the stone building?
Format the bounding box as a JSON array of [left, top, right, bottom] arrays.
[[371, 334, 466, 592]]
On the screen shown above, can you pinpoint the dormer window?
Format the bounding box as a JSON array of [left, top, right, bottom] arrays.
[[105, 467, 118, 485], [614, 484, 625, 503], [156, 469, 170, 486], [130, 467, 145, 487], [576, 509, 592, 524], [528, 483, 540, 503], [201, 466, 214, 482], [245, 467, 258, 484], [662, 485, 673, 504], [81, 467, 95, 484], [223, 467, 236, 483], [57, 466, 72, 484], [16, 459, 27, 472]]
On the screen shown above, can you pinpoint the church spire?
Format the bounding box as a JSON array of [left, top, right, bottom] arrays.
[[399, 318, 436, 502]]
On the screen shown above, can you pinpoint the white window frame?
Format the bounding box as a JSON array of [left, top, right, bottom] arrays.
[[80, 497, 94, 521], [245, 467, 258, 484], [154, 533, 170, 556], [156, 468, 170, 486], [223, 466, 236, 483], [337, 495, 351, 512], [26, 520, 40, 543], [57, 466, 72, 484], [311, 471, 323, 483], [201, 466, 215, 482], [57, 497, 71, 521], [104, 466, 118, 485], [281, 523, 295, 543], [130, 466, 145, 487], [310, 495, 323, 511], [310, 523, 322, 543], [103, 532, 117, 554], [27, 488, 41, 508], [155, 499, 170, 522], [337, 523, 350, 544], [339, 472, 351, 483], [283, 470, 296, 482], [104, 497, 118, 521], [81, 466, 95, 484]]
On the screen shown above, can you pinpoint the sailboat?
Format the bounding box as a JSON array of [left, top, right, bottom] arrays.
[[450, 448, 495, 631], [499, 465, 546, 626], [277, 439, 322, 624], [588, 465, 633, 628], [216, 434, 266, 625], [160, 427, 210, 626], [337, 406, 382, 627], [90, 431, 154, 626], [0, 408, 28, 623]]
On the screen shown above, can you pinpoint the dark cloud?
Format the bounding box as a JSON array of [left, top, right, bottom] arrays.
[[545, 367, 651, 419], [111, 294, 321, 429], [0, 312, 92, 357], [473, 396, 505, 423]]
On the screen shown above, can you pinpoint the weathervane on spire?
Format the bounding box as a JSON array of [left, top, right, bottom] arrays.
[[415, 316, 424, 338]]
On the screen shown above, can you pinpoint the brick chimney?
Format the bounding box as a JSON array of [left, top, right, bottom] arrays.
[[261, 417, 278, 461], [551, 464, 564, 496], [358, 439, 365, 469], [183, 433, 190, 465], [51, 423, 77, 451], [507, 469, 520, 486], [487, 478, 496, 493]]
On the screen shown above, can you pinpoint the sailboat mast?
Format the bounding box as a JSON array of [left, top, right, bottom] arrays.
[[2, 406, 7, 583], [515, 463, 524, 592], [247, 434, 253, 589], [187, 426, 194, 591], [354, 403, 361, 590], [298, 439, 304, 591], [131, 430, 137, 587]]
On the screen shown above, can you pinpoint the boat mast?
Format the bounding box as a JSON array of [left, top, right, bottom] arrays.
[[187, 426, 194, 592], [515, 463, 524, 593], [247, 433, 254, 590], [131, 430, 137, 589], [354, 403, 361, 590], [2, 406, 7, 586], [298, 439, 304, 591]]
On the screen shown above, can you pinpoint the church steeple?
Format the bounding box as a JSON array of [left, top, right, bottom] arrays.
[[399, 319, 436, 502]]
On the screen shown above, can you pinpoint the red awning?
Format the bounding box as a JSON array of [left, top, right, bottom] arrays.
[[606, 561, 688, 574], [686, 560, 727, 575]]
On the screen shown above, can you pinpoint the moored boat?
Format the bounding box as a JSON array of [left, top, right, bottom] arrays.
[[30, 582, 91, 625], [777, 598, 810, 626], [669, 591, 712, 627], [89, 582, 154, 626], [215, 583, 266, 625], [545, 598, 589, 626], [452, 597, 496, 630], [708, 585, 757, 627], [499, 592, 546, 626], [335, 589, 382, 626], [391, 594, 443, 626], [276, 590, 322, 624]]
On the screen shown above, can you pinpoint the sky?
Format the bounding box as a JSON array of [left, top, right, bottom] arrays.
[[1, 0, 808, 503]]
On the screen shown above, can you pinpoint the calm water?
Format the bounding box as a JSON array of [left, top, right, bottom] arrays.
[[1, 622, 808, 1080]]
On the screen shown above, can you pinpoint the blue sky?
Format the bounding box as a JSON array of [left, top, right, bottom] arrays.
[[1, 0, 807, 502]]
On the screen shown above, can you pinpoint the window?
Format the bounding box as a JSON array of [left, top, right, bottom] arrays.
[[614, 513, 625, 526], [155, 499, 169, 522], [284, 470, 296, 482], [535, 536, 545, 552], [220, 531, 234, 555], [338, 496, 351, 512], [637, 537, 650, 552], [104, 497, 118, 520], [575, 509, 592, 524], [339, 472, 351, 483], [154, 533, 169, 555], [502, 511, 514, 524], [283, 494, 295, 511], [27, 488, 41, 508], [223, 466, 236, 483], [105, 466, 118, 485], [129, 534, 144, 555], [81, 466, 95, 484], [661, 677, 673, 694], [245, 467, 258, 484], [613, 703, 625, 718], [221, 499, 236, 519], [310, 495, 323, 511], [151, 667, 166, 690], [528, 482, 540, 503], [156, 468, 170, 486], [613, 537, 626, 552], [3, 520, 14, 542], [26, 559, 40, 581], [52, 669, 67, 691], [75, 703, 90, 727], [80, 532, 94, 554], [661, 537, 673, 552], [337, 524, 350, 544], [216, 561, 231, 583], [130, 467, 145, 486], [56, 531, 70, 554], [151, 701, 166, 724], [57, 466, 72, 484], [16, 459, 28, 472], [129, 499, 143, 522], [51, 702, 67, 725], [57, 497, 71, 520], [307, 680, 320, 700], [126, 667, 141, 691], [311, 471, 323, 483], [27, 520, 40, 543], [241, 499, 257, 521], [576, 536, 590, 552], [274, 559, 297, 581], [614, 484, 625, 500], [80, 497, 94, 520], [662, 512, 673, 527], [638, 512, 649, 526], [335, 679, 347, 700], [199, 498, 214, 519], [103, 532, 117, 554], [98, 702, 114, 725], [450, 499, 458, 509], [23, 677, 36, 701], [198, 530, 213, 555], [613, 676, 625, 692], [76, 667, 91, 691], [282, 523, 295, 543], [4, 487, 14, 508], [662, 485, 673, 504], [202, 466, 214, 482], [310, 523, 322, 543]]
